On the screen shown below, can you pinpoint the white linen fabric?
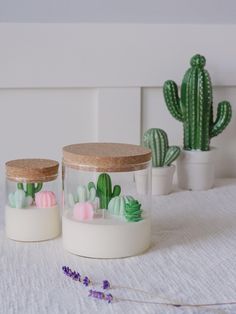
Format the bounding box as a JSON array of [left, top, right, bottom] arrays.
[[1, 179, 236, 314]]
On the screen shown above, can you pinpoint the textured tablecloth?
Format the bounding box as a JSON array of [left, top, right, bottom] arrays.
[[1, 179, 236, 314]]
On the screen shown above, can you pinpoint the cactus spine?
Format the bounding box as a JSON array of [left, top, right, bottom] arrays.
[[163, 54, 232, 151], [96, 173, 121, 209], [17, 182, 43, 200], [143, 128, 180, 167]]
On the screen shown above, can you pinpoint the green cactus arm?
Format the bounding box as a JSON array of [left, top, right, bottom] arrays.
[[163, 80, 184, 122], [112, 185, 121, 198], [88, 181, 96, 191], [88, 187, 96, 201], [210, 101, 232, 138], [163, 146, 181, 166], [17, 183, 24, 191], [34, 183, 43, 193]]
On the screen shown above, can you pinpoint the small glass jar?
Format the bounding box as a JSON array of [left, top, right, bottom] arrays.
[[5, 159, 60, 241], [62, 143, 151, 258]]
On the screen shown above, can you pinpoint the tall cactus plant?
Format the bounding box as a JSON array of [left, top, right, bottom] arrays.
[[163, 54, 232, 151], [97, 173, 121, 209], [143, 128, 180, 167]]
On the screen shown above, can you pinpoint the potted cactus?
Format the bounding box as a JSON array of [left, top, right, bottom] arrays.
[[163, 54, 232, 190], [135, 128, 180, 195]]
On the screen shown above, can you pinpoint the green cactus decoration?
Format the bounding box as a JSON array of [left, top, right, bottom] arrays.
[[163, 54, 232, 151], [17, 182, 43, 200], [108, 195, 135, 216], [68, 182, 96, 207], [143, 128, 180, 167], [8, 190, 33, 208], [96, 173, 121, 209], [124, 198, 142, 222]]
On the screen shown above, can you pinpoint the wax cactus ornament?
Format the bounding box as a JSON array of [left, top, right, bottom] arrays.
[[163, 54, 232, 151], [96, 173, 121, 209], [108, 195, 134, 216], [8, 190, 33, 208], [68, 183, 96, 208], [35, 191, 57, 208], [17, 182, 43, 200], [73, 202, 94, 221], [124, 198, 142, 222], [143, 128, 180, 167]]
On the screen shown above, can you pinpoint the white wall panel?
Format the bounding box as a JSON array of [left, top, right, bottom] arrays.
[[0, 23, 235, 179], [1, 24, 236, 88], [0, 88, 97, 183], [96, 88, 141, 144]]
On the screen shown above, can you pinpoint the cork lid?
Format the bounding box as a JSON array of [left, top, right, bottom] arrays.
[[6, 159, 59, 182], [63, 143, 151, 172]]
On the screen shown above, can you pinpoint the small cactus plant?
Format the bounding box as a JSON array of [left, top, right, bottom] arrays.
[[124, 198, 142, 222], [108, 195, 142, 222], [163, 54, 232, 151], [68, 183, 96, 208], [143, 128, 180, 167], [8, 190, 33, 208], [96, 173, 121, 209], [35, 191, 57, 208], [108, 195, 134, 216], [17, 182, 43, 200]]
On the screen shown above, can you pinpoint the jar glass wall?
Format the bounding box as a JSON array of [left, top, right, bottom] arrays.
[[62, 143, 152, 258]]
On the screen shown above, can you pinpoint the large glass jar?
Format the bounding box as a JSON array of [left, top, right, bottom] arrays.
[[62, 143, 151, 258], [5, 159, 60, 241]]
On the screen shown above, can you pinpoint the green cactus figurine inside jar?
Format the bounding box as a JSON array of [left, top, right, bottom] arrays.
[[62, 143, 152, 258], [135, 128, 180, 195], [163, 54, 232, 190]]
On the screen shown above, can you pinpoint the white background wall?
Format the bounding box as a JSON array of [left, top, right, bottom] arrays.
[[1, 0, 236, 23], [0, 23, 236, 183]]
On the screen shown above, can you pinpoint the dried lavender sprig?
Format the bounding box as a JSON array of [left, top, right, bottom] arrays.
[[102, 280, 111, 290], [105, 293, 113, 303], [62, 266, 81, 282], [83, 276, 91, 287], [88, 289, 113, 303]]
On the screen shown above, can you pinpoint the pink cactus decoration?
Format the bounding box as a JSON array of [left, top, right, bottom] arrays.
[[35, 191, 57, 208], [73, 202, 94, 221]]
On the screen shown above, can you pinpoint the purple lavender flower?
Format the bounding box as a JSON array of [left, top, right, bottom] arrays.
[[88, 290, 113, 303], [88, 289, 105, 300], [102, 280, 111, 290], [83, 276, 91, 287], [62, 266, 81, 282], [105, 293, 113, 303]]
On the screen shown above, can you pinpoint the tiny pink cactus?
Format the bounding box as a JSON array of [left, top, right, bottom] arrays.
[[35, 191, 57, 208], [73, 202, 94, 221]]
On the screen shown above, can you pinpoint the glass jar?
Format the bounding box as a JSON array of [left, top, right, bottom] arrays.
[[62, 143, 152, 258], [5, 159, 60, 241]]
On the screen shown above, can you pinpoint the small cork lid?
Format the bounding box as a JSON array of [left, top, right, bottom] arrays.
[[63, 143, 151, 172], [6, 159, 59, 182]]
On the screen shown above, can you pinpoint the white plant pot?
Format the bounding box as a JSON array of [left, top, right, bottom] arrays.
[[134, 168, 149, 195], [152, 165, 175, 195], [135, 165, 175, 195], [177, 148, 216, 191]]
